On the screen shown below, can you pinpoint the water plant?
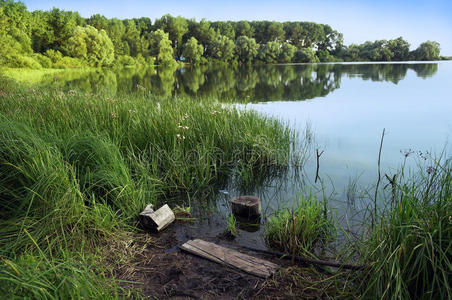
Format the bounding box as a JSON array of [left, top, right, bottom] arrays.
[[264, 192, 334, 258], [224, 213, 238, 239], [360, 158, 452, 299]]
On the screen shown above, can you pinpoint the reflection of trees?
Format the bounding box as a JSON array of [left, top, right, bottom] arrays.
[[200, 65, 237, 99], [56, 70, 118, 96], [411, 63, 438, 78], [180, 66, 205, 93], [343, 63, 437, 84], [40, 62, 439, 100]]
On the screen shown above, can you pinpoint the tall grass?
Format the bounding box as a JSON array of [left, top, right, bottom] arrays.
[[360, 158, 452, 299], [0, 79, 295, 297], [264, 192, 334, 258]]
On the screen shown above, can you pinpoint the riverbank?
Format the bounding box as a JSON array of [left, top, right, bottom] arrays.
[[0, 80, 295, 298], [0, 79, 450, 299]]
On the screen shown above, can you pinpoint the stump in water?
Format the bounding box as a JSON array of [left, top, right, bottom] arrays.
[[231, 196, 261, 218], [140, 204, 175, 232]]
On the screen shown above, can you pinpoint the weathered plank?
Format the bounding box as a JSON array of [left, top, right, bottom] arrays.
[[139, 204, 175, 231], [180, 239, 279, 278]]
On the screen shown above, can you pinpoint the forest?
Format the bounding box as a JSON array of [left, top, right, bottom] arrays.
[[0, 0, 445, 69]]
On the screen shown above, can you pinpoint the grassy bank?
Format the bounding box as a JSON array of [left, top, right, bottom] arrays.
[[0, 79, 294, 298], [359, 158, 451, 299], [262, 158, 451, 299]]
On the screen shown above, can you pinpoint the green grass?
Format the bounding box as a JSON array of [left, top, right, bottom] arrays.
[[224, 213, 238, 239], [264, 192, 334, 258], [359, 159, 452, 299], [0, 78, 295, 298], [0, 68, 97, 84]]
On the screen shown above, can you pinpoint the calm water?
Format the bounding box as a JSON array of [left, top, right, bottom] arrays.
[[5, 62, 452, 246]]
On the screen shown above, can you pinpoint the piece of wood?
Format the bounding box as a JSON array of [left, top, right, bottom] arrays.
[[180, 239, 279, 278], [231, 196, 261, 218], [139, 204, 175, 231]]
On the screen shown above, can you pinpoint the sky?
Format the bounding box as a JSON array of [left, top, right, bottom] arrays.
[[22, 0, 452, 55]]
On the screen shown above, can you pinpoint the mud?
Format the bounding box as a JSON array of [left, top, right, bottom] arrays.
[[111, 222, 357, 299]]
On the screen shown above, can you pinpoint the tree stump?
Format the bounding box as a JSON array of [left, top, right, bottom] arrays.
[[139, 204, 175, 232], [231, 196, 261, 218]]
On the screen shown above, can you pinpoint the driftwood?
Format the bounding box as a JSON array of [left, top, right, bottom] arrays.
[[180, 239, 279, 278], [238, 245, 366, 271], [139, 204, 175, 232], [231, 196, 261, 218]]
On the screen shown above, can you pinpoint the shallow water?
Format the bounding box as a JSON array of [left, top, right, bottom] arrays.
[[4, 61, 451, 248]]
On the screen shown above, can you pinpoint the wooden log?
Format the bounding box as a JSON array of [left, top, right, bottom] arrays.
[[139, 204, 175, 231], [180, 239, 279, 278], [231, 196, 261, 218]]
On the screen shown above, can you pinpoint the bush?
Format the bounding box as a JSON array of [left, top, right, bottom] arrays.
[[1, 54, 42, 69], [293, 48, 319, 63], [31, 53, 52, 68], [53, 56, 86, 69]]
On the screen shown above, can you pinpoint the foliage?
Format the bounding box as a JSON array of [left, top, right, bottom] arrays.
[[0, 2, 442, 68], [293, 48, 319, 63], [279, 42, 297, 63], [210, 32, 235, 61], [235, 36, 258, 63], [65, 25, 114, 67], [413, 41, 441, 61], [258, 41, 281, 63], [148, 29, 176, 65], [182, 37, 204, 64]]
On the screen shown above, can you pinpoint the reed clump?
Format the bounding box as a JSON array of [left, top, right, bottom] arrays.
[[264, 193, 334, 257], [360, 159, 452, 299]]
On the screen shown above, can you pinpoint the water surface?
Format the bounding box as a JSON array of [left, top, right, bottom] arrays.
[[3, 62, 451, 247]]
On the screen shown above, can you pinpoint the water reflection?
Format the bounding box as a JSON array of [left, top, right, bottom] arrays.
[[35, 62, 438, 100]]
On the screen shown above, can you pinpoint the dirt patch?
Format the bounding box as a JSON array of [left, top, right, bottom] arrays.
[[110, 223, 357, 299]]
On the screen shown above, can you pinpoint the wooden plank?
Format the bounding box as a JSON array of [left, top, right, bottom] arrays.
[[180, 239, 279, 278]]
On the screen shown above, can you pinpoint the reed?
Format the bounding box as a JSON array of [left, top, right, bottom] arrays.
[[0, 80, 295, 297], [264, 192, 334, 258], [360, 158, 452, 299]]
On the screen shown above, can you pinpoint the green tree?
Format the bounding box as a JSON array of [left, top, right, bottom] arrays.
[[154, 14, 188, 58], [279, 42, 296, 63], [258, 41, 280, 63], [210, 32, 235, 61], [65, 25, 114, 67], [182, 37, 203, 64], [235, 36, 258, 63], [413, 41, 440, 61], [267, 22, 285, 42], [149, 29, 176, 65], [235, 21, 254, 38], [387, 37, 410, 61], [293, 48, 319, 63], [283, 22, 304, 48], [48, 8, 83, 53], [344, 44, 361, 61], [211, 21, 235, 40]]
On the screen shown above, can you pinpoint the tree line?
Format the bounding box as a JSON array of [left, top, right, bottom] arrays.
[[0, 0, 444, 70]]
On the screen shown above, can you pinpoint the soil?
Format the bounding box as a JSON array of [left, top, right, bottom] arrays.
[[108, 220, 358, 299]]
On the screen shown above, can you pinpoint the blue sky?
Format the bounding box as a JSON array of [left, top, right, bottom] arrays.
[[22, 0, 452, 55]]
